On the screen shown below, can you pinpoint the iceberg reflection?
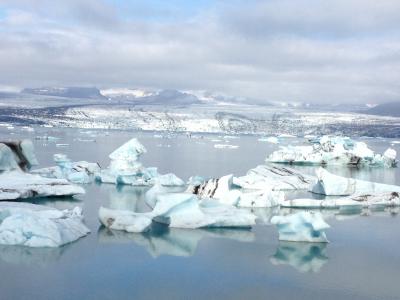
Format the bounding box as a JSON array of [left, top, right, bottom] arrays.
[[0, 244, 70, 266], [98, 224, 255, 258], [270, 241, 328, 273]]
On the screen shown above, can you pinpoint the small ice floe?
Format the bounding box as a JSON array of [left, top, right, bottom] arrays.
[[271, 211, 330, 243], [311, 168, 400, 196], [32, 153, 100, 184], [189, 174, 284, 208], [270, 242, 328, 273], [187, 175, 207, 186], [258, 137, 279, 144], [267, 135, 397, 167], [278, 134, 296, 138], [234, 165, 315, 191], [0, 171, 85, 200], [0, 202, 89, 247], [282, 192, 400, 210], [21, 126, 34, 132], [56, 143, 69, 147], [392, 141, 400, 144], [156, 173, 185, 187], [99, 193, 257, 233], [35, 135, 59, 142], [214, 144, 239, 149], [95, 138, 182, 186]]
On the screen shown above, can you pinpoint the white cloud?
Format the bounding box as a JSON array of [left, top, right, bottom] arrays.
[[0, 0, 399, 104]]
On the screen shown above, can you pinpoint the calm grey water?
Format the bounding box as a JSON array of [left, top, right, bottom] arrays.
[[0, 126, 400, 300]]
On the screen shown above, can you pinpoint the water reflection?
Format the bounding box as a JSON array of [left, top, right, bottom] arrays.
[[98, 224, 255, 258], [270, 241, 328, 273], [0, 244, 70, 266]]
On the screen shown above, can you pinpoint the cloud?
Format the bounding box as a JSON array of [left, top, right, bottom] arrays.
[[0, 0, 399, 104]]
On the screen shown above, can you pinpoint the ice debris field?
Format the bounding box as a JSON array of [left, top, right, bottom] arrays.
[[0, 135, 399, 247]]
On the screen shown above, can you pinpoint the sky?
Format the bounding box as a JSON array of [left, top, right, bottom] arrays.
[[0, 0, 399, 104]]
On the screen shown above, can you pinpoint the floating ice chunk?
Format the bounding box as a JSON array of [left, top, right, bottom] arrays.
[[98, 207, 152, 233], [311, 168, 400, 196], [0, 170, 85, 200], [271, 242, 328, 273], [32, 154, 100, 184], [271, 212, 330, 243], [157, 173, 185, 187], [267, 135, 396, 167], [0, 202, 90, 247], [214, 144, 239, 149], [234, 165, 315, 191], [191, 174, 284, 207], [96, 138, 157, 185], [100, 193, 257, 231], [0, 143, 19, 171], [145, 184, 187, 209], [281, 192, 400, 209], [20, 140, 38, 167], [258, 137, 279, 144], [187, 175, 207, 186]]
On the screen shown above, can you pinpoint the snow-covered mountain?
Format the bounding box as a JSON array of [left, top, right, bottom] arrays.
[[22, 87, 106, 100]]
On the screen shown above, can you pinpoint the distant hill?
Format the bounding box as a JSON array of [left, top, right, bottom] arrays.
[[22, 87, 106, 99], [363, 102, 400, 117]]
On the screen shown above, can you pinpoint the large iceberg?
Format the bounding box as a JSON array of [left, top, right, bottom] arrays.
[[95, 138, 183, 186], [32, 154, 100, 184], [99, 193, 257, 232], [0, 170, 85, 200], [282, 192, 400, 209], [266, 135, 397, 167], [271, 211, 330, 243], [233, 165, 315, 191], [0, 140, 38, 171], [0, 202, 90, 247], [189, 174, 284, 207], [311, 168, 400, 196]]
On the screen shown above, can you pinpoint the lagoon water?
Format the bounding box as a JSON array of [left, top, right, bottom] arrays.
[[0, 126, 400, 300]]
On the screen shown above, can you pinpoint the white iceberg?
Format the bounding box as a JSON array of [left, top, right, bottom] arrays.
[[234, 165, 315, 191], [190, 174, 284, 208], [156, 173, 185, 187], [32, 153, 100, 184], [0, 202, 90, 247], [96, 138, 156, 185], [98, 207, 152, 233], [271, 211, 330, 243], [270, 242, 328, 273], [266, 135, 397, 167], [311, 168, 400, 196], [0, 170, 85, 200], [99, 193, 257, 232], [258, 137, 279, 144], [283, 192, 400, 209]]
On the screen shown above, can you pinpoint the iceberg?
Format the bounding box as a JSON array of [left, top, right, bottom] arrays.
[[99, 193, 257, 232], [32, 153, 100, 184], [282, 192, 400, 210], [95, 138, 155, 185], [271, 211, 330, 243], [190, 174, 284, 207], [270, 242, 328, 273], [311, 168, 400, 196], [0, 140, 38, 171], [233, 165, 315, 191], [0, 170, 85, 200], [0, 202, 90, 247], [98, 207, 153, 233], [156, 173, 185, 187], [266, 135, 397, 167]]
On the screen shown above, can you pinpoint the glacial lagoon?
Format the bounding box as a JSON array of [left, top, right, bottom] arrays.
[[0, 126, 400, 300]]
